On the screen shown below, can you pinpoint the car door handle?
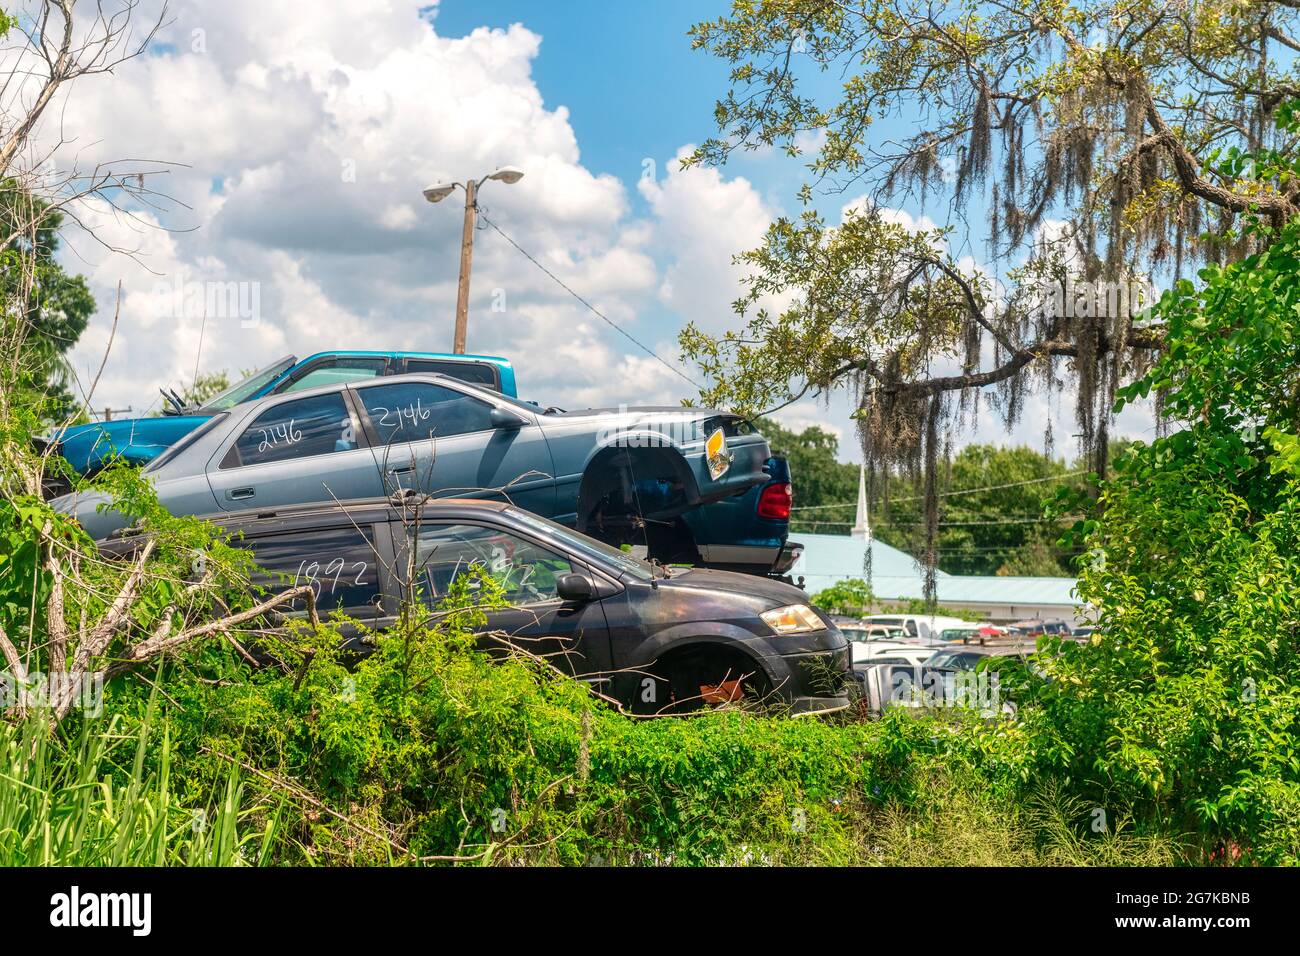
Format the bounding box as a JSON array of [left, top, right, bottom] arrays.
[[389, 465, 415, 475], [226, 487, 255, 501]]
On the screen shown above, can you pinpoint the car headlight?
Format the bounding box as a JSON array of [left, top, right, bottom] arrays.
[[760, 603, 824, 635]]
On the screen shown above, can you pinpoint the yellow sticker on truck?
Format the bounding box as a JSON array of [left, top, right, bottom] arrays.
[[705, 427, 731, 480]]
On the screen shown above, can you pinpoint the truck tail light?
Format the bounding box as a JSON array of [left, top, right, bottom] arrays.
[[758, 482, 792, 520]]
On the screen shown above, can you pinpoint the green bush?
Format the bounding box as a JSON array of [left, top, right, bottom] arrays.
[[1006, 208, 1300, 863]]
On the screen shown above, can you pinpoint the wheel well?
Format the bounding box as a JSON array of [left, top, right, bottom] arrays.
[[576, 447, 702, 565], [577, 445, 696, 527], [652, 643, 772, 696]]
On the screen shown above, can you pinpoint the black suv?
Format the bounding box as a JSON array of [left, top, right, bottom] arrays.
[[187, 498, 851, 715]]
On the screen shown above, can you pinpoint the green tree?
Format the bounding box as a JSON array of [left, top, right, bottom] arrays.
[[768, 425, 1082, 574], [810, 577, 874, 615], [1, 183, 96, 420], [681, 1, 1300, 598], [1015, 145, 1300, 859], [924, 444, 1079, 576]]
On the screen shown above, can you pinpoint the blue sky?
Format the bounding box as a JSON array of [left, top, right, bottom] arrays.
[[434, 0, 888, 223], [435, 1, 736, 195]]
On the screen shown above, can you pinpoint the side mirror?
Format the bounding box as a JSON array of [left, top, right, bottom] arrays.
[[490, 407, 525, 429], [555, 573, 595, 602]]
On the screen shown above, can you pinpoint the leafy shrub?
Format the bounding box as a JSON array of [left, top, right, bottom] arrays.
[[1012, 211, 1300, 863]]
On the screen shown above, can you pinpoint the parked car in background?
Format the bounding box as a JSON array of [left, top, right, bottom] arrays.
[[938, 624, 1008, 643], [1007, 619, 1073, 638], [40, 351, 518, 486], [849, 642, 936, 668], [839, 621, 910, 646], [103, 497, 853, 715], [863, 613, 977, 643], [53, 373, 775, 567], [855, 641, 1031, 718]]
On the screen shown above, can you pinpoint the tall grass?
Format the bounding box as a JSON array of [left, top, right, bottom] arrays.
[[864, 769, 1185, 866], [0, 701, 283, 866]]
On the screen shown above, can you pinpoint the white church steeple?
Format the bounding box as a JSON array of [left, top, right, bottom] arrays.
[[851, 463, 870, 540]]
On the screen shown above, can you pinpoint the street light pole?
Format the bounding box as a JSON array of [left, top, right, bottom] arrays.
[[452, 178, 477, 354], [423, 166, 525, 355]]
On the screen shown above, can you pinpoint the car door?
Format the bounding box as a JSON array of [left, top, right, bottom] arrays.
[[236, 517, 395, 651], [206, 390, 384, 511], [395, 519, 611, 681], [352, 378, 556, 516]]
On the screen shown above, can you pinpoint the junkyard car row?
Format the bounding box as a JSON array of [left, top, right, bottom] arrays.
[[45, 350, 1070, 719], [838, 614, 1085, 717]]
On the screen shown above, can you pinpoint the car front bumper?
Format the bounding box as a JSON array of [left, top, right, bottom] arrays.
[[765, 638, 853, 715]]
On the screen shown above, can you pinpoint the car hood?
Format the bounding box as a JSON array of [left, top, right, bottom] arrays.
[[649, 566, 813, 609], [51, 415, 213, 453]]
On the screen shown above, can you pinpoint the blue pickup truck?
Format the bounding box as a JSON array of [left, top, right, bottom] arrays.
[[43, 351, 517, 478], [44, 350, 798, 577]]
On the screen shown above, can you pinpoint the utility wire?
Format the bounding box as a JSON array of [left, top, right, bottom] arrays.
[[476, 208, 703, 392], [790, 470, 1089, 512], [796, 515, 1081, 527]]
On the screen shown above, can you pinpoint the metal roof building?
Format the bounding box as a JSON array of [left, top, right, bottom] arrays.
[[789, 466, 1085, 624]]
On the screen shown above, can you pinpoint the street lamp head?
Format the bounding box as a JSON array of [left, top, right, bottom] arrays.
[[422, 182, 458, 203], [487, 166, 525, 185]]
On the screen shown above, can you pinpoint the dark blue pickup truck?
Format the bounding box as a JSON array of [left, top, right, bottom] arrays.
[[683, 455, 801, 578]]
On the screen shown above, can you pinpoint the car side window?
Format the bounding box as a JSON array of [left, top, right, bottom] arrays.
[[231, 393, 357, 467], [240, 524, 382, 616], [404, 359, 499, 390], [407, 522, 573, 607], [358, 381, 495, 445], [279, 357, 387, 394]]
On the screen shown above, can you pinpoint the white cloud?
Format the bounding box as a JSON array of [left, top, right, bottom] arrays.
[[638, 146, 776, 335], [32, 2, 703, 414], [23, 0, 1150, 464]]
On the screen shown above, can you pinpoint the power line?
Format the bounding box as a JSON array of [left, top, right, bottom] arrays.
[[795, 515, 1080, 527], [476, 209, 703, 392], [790, 470, 1089, 512]]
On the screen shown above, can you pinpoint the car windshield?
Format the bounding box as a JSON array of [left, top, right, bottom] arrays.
[[505, 507, 656, 582], [199, 355, 296, 411]]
